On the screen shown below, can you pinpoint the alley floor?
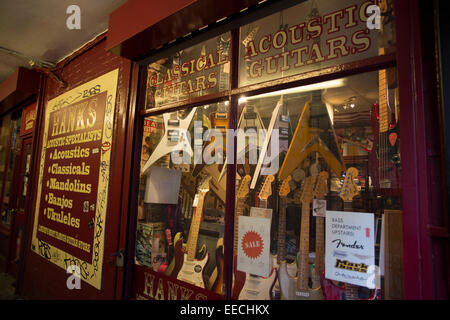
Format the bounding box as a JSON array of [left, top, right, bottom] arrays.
[[0, 272, 20, 300]]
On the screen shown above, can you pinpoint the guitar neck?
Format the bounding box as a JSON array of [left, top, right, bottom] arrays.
[[186, 193, 206, 261], [259, 199, 268, 209], [277, 197, 288, 265], [314, 210, 325, 277], [297, 202, 311, 290], [378, 68, 389, 134]]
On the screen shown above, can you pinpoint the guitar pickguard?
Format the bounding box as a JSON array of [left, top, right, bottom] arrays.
[[176, 253, 209, 289]]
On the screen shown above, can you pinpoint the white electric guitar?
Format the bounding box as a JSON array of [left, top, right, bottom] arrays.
[[141, 107, 197, 175], [238, 175, 278, 300], [174, 175, 211, 288]]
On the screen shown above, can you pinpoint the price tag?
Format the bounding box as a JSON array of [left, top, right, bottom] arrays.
[[192, 194, 199, 207], [313, 199, 326, 217]]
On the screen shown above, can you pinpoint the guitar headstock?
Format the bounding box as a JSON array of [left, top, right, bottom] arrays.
[[339, 167, 359, 201], [236, 175, 251, 199], [197, 175, 212, 195], [300, 175, 316, 204], [278, 175, 292, 198], [258, 175, 275, 201], [314, 171, 329, 199]]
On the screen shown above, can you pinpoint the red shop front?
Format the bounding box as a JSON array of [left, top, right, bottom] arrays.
[[106, 0, 448, 300]]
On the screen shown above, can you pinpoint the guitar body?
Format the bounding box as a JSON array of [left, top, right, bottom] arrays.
[[176, 252, 210, 289], [321, 275, 345, 300], [272, 255, 297, 299], [238, 268, 277, 300], [278, 262, 324, 300]]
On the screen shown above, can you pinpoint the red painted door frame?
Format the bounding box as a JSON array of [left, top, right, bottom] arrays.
[[395, 0, 447, 299]]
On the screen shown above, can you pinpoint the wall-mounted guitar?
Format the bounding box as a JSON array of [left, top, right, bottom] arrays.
[[141, 107, 198, 175], [232, 175, 251, 299], [313, 171, 346, 299], [172, 175, 211, 288], [208, 237, 224, 294], [238, 174, 277, 300], [279, 175, 324, 300], [369, 0, 400, 194], [338, 167, 380, 300]]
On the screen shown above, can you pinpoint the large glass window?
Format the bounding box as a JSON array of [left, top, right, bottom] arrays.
[[135, 103, 228, 297], [232, 68, 402, 300]]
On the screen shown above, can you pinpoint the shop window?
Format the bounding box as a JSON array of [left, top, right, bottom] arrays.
[[145, 32, 231, 109], [134, 0, 402, 300], [232, 68, 402, 300], [135, 102, 228, 298], [239, 0, 396, 87]]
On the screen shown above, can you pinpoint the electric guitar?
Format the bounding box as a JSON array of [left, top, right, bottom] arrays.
[[369, 0, 400, 192], [231, 175, 252, 299], [208, 237, 224, 294], [141, 107, 198, 175], [278, 94, 345, 181], [238, 175, 277, 300], [218, 104, 266, 182], [272, 175, 298, 299], [173, 176, 211, 288], [338, 167, 380, 300], [313, 171, 346, 299], [279, 175, 324, 300], [193, 103, 228, 177]]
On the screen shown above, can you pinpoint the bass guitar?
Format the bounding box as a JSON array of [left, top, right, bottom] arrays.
[[172, 176, 211, 288], [238, 175, 277, 300], [279, 175, 324, 300]]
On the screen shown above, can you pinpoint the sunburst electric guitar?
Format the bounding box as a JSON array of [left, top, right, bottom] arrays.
[[238, 175, 278, 300], [279, 175, 324, 300], [172, 176, 211, 288]]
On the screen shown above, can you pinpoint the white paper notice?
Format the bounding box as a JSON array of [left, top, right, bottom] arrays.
[[325, 210, 376, 289], [237, 216, 271, 277], [313, 199, 327, 217], [144, 167, 181, 204]]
